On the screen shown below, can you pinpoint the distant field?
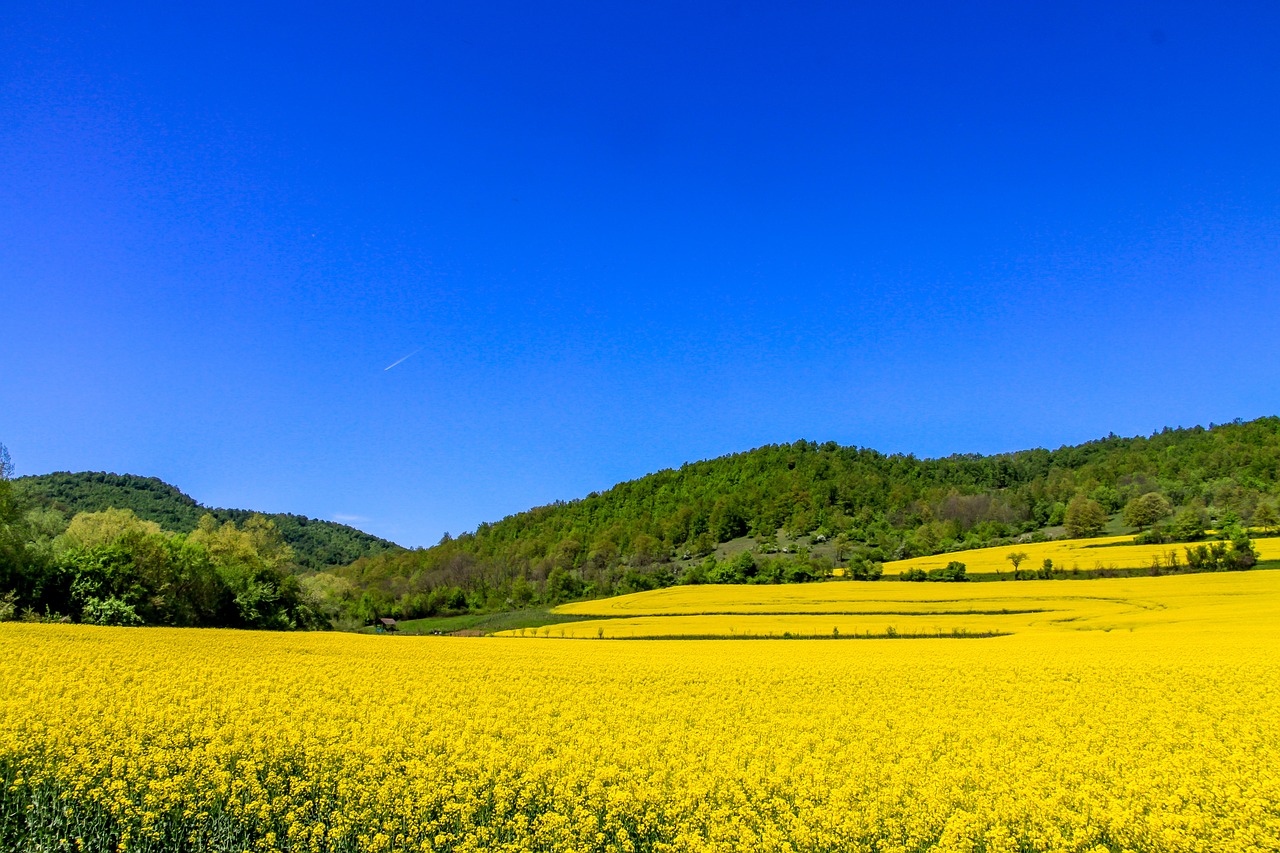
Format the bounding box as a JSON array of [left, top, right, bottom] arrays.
[[883, 533, 1280, 576], [535, 569, 1280, 639]]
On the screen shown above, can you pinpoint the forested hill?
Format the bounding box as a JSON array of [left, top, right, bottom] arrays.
[[16, 472, 399, 571], [334, 417, 1280, 616]]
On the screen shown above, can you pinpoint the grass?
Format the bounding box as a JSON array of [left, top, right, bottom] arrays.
[[377, 608, 599, 636]]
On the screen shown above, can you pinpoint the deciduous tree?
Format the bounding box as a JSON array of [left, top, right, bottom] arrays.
[[1122, 493, 1172, 531], [1252, 501, 1279, 535], [1064, 495, 1107, 538]]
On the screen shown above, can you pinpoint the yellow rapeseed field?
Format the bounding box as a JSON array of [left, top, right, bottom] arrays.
[[881, 534, 1280, 576], [544, 570, 1280, 638], [4, 571, 1280, 852]]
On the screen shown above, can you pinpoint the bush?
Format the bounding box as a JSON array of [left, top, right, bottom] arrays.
[[903, 564, 969, 582], [846, 557, 884, 581], [1185, 528, 1258, 572], [1134, 527, 1169, 545], [927, 561, 968, 582], [81, 596, 143, 627]]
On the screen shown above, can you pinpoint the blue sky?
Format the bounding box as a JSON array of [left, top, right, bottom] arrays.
[[3, 2, 1279, 546]]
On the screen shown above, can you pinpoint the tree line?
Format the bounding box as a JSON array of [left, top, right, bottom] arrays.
[[3, 418, 1280, 628]]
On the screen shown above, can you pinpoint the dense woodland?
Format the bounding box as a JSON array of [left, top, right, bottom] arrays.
[[1, 418, 1278, 629]]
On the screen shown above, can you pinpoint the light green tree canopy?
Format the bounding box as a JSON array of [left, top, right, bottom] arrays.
[[1122, 493, 1173, 531]]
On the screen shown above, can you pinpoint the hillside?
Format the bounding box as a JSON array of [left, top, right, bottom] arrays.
[[15, 471, 399, 571], [333, 417, 1280, 620]]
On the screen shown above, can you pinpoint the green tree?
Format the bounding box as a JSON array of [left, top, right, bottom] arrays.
[[544, 566, 584, 603], [1063, 495, 1107, 538], [682, 557, 712, 585], [833, 533, 852, 564], [1090, 485, 1123, 512], [628, 533, 663, 568], [1170, 506, 1208, 541], [1005, 551, 1028, 573], [58, 508, 163, 551], [688, 531, 717, 558], [1122, 493, 1173, 531], [710, 499, 749, 543], [1221, 523, 1259, 570], [188, 514, 304, 629], [846, 555, 883, 581], [0, 443, 38, 603], [1252, 501, 1279, 535]]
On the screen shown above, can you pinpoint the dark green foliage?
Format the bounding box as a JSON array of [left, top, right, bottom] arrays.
[[902, 561, 967, 582], [545, 566, 586, 602], [1229, 530, 1260, 569], [19, 472, 204, 531], [15, 471, 398, 570], [1183, 525, 1258, 572], [682, 557, 713, 585], [709, 550, 758, 584], [1012, 558, 1059, 580], [927, 561, 969, 582]]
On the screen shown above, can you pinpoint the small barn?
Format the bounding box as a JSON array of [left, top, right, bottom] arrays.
[[378, 617, 398, 633]]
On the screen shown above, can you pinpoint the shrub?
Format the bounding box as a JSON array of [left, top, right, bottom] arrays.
[[927, 561, 968, 582], [81, 597, 143, 627]]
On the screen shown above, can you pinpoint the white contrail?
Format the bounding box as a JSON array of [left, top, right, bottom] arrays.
[[384, 348, 421, 371]]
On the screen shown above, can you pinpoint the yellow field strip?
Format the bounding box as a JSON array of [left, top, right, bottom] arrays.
[[507, 612, 1039, 639], [883, 534, 1280, 576], [530, 570, 1280, 638]]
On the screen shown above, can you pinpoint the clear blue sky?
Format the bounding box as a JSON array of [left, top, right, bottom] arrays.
[[3, 2, 1278, 547]]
